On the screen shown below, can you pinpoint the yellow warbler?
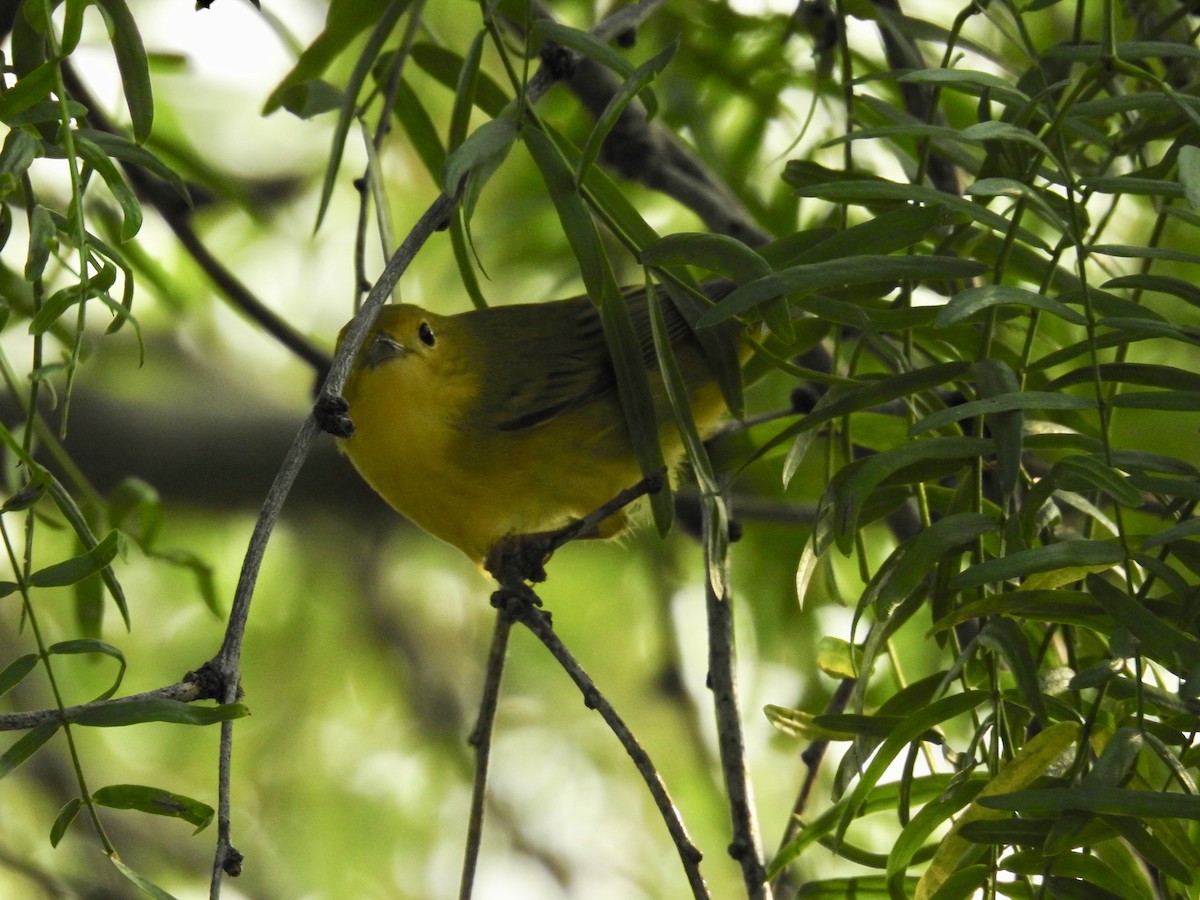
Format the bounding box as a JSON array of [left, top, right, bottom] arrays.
[[333, 285, 743, 565]]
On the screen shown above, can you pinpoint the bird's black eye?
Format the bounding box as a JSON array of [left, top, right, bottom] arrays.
[[417, 321, 436, 347]]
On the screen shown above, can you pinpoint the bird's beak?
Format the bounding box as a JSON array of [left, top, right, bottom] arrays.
[[363, 333, 408, 368]]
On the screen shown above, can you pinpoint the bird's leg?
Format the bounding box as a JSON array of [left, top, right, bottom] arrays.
[[484, 470, 666, 585]]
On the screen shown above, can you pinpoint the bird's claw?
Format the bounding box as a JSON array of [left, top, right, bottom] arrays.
[[314, 393, 355, 438]]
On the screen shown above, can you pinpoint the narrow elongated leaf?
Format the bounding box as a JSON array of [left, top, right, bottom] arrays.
[[1045, 361, 1200, 392], [442, 115, 518, 199], [935, 285, 1086, 327], [1111, 390, 1200, 411], [0, 60, 56, 124], [979, 786, 1200, 819], [71, 699, 247, 727], [76, 129, 190, 204], [1179, 144, 1200, 209], [29, 531, 123, 588], [74, 135, 143, 240], [793, 180, 1051, 251], [898, 68, 1030, 104], [699, 255, 987, 326], [47, 479, 130, 629], [525, 127, 671, 534], [1143, 516, 1200, 550], [0, 722, 59, 779], [314, 0, 411, 229], [50, 797, 82, 847], [887, 778, 986, 898], [1103, 274, 1200, 308], [0, 654, 38, 698], [1050, 455, 1144, 508], [93, 784, 214, 830], [1087, 574, 1200, 668], [264, 0, 395, 113], [48, 639, 126, 701], [108, 856, 176, 900], [869, 513, 996, 616], [577, 39, 677, 183], [950, 541, 1123, 589], [909, 391, 1094, 436], [0, 128, 40, 197], [90, 0, 153, 140], [641, 232, 771, 283], [533, 21, 637, 81], [978, 618, 1046, 719], [826, 437, 991, 554]]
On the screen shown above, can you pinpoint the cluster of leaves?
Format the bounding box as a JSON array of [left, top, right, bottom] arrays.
[[715, 2, 1200, 898], [0, 2, 239, 896], [287, 0, 1200, 895]]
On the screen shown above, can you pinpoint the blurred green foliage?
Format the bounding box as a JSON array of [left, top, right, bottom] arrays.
[[1, 0, 1200, 897]]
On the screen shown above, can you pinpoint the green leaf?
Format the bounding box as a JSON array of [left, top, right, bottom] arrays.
[[649, 289, 725, 589], [814, 636, 866, 680], [29, 531, 123, 588], [76, 128, 190, 205], [1176, 144, 1200, 209], [533, 21, 637, 82], [1111, 390, 1200, 411], [793, 180, 1051, 252], [74, 134, 143, 240], [897, 68, 1030, 105], [887, 778, 986, 898], [869, 513, 997, 617], [1143, 516, 1200, 550], [979, 786, 1200, 819], [0, 722, 59, 779], [1087, 574, 1200, 669], [108, 855, 177, 900], [642, 233, 771, 283], [441, 114, 518, 201], [1050, 455, 1145, 508], [577, 38, 677, 183], [313, 0, 412, 230], [0, 128, 40, 197], [71, 699, 247, 727], [24, 204, 56, 282], [29, 262, 119, 333], [48, 479, 130, 630], [1103, 274, 1200, 309], [935, 285, 1086, 327], [977, 618, 1046, 719], [411, 42, 509, 117], [48, 639, 126, 701], [50, 797, 82, 847], [950, 541, 1124, 590], [909, 391, 1095, 436], [0, 60, 57, 124], [264, 0, 395, 114], [700, 255, 987, 326], [824, 437, 991, 554], [0, 654, 38, 698], [1092, 244, 1200, 265], [93, 0, 154, 142], [1045, 361, 1200, 392], [93, 784, 214, 831]]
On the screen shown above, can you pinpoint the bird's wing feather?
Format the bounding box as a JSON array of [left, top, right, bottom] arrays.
[[468, 286, 698, 433]]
